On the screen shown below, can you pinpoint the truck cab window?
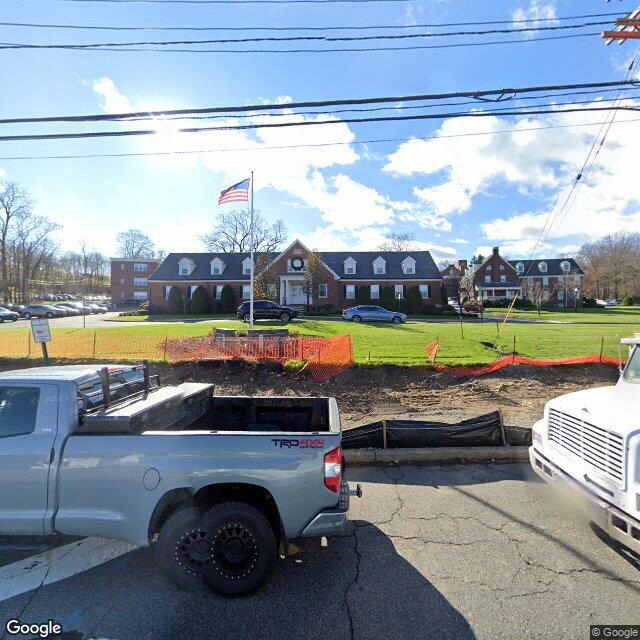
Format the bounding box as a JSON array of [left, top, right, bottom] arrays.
[[623, 347, 640, 384], [0, 387, 40, 437]]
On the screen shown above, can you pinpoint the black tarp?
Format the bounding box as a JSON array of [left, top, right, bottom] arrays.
[[504, 425, 533, 446], [341, 411, 529, 449]]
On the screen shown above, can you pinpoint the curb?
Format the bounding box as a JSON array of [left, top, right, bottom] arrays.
[[344, 446, 530, 465]]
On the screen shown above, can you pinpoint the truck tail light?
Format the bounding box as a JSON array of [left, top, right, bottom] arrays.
[[324, 447, 343, 493]]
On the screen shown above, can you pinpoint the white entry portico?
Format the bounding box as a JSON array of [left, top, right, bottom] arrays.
[[280, 276, 308, 306]]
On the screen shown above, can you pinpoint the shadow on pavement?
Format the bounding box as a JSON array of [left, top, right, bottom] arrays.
[[0, 522, 475, 640]]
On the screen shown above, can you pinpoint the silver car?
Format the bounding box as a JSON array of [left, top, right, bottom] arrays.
[[342, 305, 407, 324]]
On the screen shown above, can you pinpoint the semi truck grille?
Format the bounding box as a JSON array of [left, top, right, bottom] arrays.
[[548, 409, 624, 484]]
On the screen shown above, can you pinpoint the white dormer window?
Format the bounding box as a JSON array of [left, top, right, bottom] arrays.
[[538, 261, 547, 273], [560, 260, 570, 273], [499, 264, 505, 271], [516, 262, 524, 274], [401, 256, 416, 275], [344, 257, 356, 275], [372, 256, 386, 275], [210, 257, 225, 276], [242, 257, 253, 275], [178, 257, 195, 276]]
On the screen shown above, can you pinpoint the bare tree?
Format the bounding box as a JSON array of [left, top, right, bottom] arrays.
[[200, 210, 288, 254], [376, 232, 416, 252], [522, 280, 556, 316], [116, 229, 156, 259], [302, 249, 325, 306], [0, 182, 32, 301]]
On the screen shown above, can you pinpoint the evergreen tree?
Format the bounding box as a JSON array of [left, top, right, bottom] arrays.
[[220, 284, 236, 313], [380, 286, 396, 310], [190, 285, 211, 314], [405, 285, 423, 314], [356, 285, 371, 305], [168, 285, 184, 314]]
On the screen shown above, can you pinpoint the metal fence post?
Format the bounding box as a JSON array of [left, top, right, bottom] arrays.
[[163, 335, 168, 362], [599, 336, 604, 362], [382, 419, 388, 449], [92, 331, 97, 359]]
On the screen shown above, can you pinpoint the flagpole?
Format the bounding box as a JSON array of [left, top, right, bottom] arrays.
[[249, 171, 255, 330]]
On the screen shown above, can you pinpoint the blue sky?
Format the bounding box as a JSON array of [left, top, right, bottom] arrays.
[[0, 0, 639, 263]]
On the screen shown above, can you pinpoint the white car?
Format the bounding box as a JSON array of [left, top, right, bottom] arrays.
[[530, 335, 640, 555]]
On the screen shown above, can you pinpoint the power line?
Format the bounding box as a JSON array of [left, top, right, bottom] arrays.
[[0, 11, 627, 31], [3, 116, 640, 161], [2, 105, 640, 143], [0, 31, 602, 53], [0, 21, 613, 48], [2, 80, 634, 125]]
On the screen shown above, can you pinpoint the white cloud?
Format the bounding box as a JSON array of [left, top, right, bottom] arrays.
[[512, 1, 558, 37], [451, 237, 469, 244], [92, 78, 132, 114]]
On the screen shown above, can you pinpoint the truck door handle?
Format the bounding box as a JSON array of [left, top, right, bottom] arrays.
[[49, 448, 55, 464]]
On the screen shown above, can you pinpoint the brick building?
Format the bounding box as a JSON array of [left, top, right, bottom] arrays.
[[148, 240, 444, 313], [473, 247, 584, 307], [110, 258, 161, 305]]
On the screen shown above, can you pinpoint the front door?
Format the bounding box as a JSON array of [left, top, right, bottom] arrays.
[[286, 282, 307, 305], [0, 383, 59, 534]]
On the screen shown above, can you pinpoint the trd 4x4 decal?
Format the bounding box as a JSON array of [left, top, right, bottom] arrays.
[[271, 438, 326, 449]]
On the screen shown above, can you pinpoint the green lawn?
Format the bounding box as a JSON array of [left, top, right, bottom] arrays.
[[2, 316, 636, 366], [484, 306, 640, 324]]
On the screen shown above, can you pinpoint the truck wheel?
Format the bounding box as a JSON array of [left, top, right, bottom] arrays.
[[201, 501, 277, 597], [243, 313, 250, 322], [24, 312, 31, 319], [156, 506, 210, 588], [280, 313, 290, 323]]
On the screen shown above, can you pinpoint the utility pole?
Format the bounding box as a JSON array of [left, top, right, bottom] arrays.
[[602, 6, 640, 43]]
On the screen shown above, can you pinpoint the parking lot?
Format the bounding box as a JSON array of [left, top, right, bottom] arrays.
[[0, 463, 637, 640], [0, 312, 122, 330]]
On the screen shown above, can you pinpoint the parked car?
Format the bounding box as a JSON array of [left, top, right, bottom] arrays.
[[0, 307, 19, 322], [53, 304, 80, 316], [0, 363, 359, 596], [22, 304, 66, 319], [4, 304, 26, 317], [87, 303, 108, 314], [342, 305, 407, 324], [605, 299, 621, 306], [237, 300, 299, 323]]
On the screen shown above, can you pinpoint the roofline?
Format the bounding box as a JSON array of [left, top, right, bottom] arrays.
[[110, 257, 160, 262]]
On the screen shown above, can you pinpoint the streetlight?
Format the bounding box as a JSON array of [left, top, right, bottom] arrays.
[[574, 287, 578, 312]]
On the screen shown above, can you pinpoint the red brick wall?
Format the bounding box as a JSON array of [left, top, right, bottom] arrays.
[[111, 259, 160, 305], [473, 248, 518, 287]]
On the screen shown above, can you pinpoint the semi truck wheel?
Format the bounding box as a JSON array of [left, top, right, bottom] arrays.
[[156, 506, 210, 588], [201, 501, 277, 597]]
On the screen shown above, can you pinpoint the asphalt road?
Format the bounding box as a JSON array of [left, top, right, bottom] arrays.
[[0, 463, 638, 640]]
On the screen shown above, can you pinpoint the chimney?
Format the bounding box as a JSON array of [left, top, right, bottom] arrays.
[[456, 259, 468, 272], [492, 247, 500, 257]]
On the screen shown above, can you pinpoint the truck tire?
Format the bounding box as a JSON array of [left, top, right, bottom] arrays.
[[201, 501, 277, 597], [156, 506, 210, 588], [279, 313, 290, 323]]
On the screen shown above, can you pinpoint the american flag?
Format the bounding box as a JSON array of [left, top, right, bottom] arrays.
[[218, 178, 250, 205]]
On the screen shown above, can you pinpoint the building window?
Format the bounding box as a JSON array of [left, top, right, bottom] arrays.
[[370, 284, 380, 300], [134, 263, 147, 272], [485, 275, 491, 283], [344, 257, 356, 274], [346, 267, 355, 274], [487, 265, 492, 271], [345, 285, 356, 299], [180, 267, 189, 275], [538, 262, 547, 273], [133, 291, 148, 300], [164, 286, 171, 300], [242, 285, 251, 300], [499, 264, 505, 271], [214, 286, 222, 299], [419, 284, 430, 299], [318, 284, 328, 299], [120, 264, 124, 271], [516, 262, 524, 274], [394, 284, 404, 299], [500, 275, 506, 283], [375, 266, 384, 274], [212, 267, 220, 275], [560, 261, 570, 273], [404, 266, 414, 275], [134, 277, 147, 286], [558, 289, 564, 300], [120, 292, 125, 298], [120, 278, 125, 285]]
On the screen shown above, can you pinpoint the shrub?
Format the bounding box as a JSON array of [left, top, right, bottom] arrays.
[[380, 286, 396, 310], [284, 359, 306, 373], [210, 299, 223, 314], [220, 284, 236, 313], [190, 285, 211, 314], [168, 285, 184, 314], [356, 285, 371, 305], [305, 304, 342, 316], [622, 294, 635, 306], [420, 303, 440, 315], [405, 286, 423, 314]]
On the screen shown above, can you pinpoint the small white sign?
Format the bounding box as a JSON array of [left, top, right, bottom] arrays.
[[30, 318, 51, 344]]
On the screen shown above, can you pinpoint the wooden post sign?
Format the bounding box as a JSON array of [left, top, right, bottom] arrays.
[[30, 318, 52, 364]]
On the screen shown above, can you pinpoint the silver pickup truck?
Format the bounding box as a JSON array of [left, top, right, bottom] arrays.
[[0, 363, 359, 596]]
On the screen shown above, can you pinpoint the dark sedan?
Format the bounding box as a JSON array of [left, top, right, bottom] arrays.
[[237, 300, 299, 323], [0, 307, 19, 322], [4, 304, 26, 317], [22, 304, 67, 319]]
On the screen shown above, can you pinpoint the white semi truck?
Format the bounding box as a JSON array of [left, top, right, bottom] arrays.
[[530, 335, 640, 555]]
